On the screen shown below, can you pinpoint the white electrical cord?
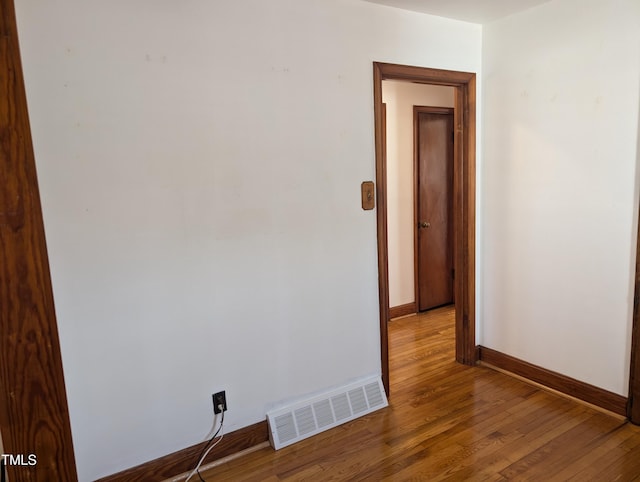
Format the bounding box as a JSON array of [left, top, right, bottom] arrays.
[[186, 429, 224, 482], [185, 408, 225, 482]]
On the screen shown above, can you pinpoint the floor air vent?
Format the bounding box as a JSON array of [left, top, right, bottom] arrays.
[[267, 376, 388, 450]]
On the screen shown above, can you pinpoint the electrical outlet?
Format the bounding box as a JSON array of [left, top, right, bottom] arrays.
[[213, 391, 227, 414]]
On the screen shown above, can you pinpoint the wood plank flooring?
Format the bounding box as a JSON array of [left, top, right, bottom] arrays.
[[199, 306, 640, 481]]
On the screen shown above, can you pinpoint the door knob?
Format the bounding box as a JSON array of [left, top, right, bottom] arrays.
[[419, 222, 431, 228]]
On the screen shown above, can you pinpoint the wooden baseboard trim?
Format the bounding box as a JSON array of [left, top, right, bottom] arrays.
[[96, 420, 269, 482], [389, 302, 416, 320], [166, 441, 271, 482], [478, 346, 628, 417]]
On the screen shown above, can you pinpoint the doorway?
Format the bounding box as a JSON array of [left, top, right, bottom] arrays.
[[373, 62, 477, 394]]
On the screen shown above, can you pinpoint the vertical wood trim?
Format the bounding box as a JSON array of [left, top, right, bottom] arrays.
[[628, 209, 640, 424], [462, 77, 477, 364], [0, 1, 78, 480], [413, 107, 420, 314], [374, 64, 390, 394], [373, 62, 477, 389], [453, 86, 466, 363], [453, 78, 477, 365]]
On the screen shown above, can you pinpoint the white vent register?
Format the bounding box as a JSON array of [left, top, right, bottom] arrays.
[[266, 376, 388, 450]]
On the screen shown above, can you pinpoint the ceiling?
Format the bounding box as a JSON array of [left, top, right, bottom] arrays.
[[363, 0, 554, 24]]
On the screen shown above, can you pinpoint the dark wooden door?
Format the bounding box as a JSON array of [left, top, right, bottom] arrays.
[[416, 108, 454, 311]]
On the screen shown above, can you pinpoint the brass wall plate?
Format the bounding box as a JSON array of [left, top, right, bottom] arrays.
[[361, 181, 375, 210]]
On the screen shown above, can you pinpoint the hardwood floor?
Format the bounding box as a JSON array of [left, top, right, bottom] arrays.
[[199, 306, 640, 481]]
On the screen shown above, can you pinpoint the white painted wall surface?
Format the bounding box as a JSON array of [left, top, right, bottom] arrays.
[[382, 81, 454, 308], [15, 1, 481, 479], [482, 0, 640, 395]]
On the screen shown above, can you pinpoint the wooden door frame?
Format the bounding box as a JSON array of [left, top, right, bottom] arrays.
[[628, 216, 640, 424], [374, 62, 476, 394], [1, 0, 78, 480], [413, 106, 455, 313]]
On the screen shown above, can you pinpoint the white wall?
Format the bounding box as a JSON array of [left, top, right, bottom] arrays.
[[482, 0, 640, 396], [15, 1, 481, 479], [382, 81, 454, 308]]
